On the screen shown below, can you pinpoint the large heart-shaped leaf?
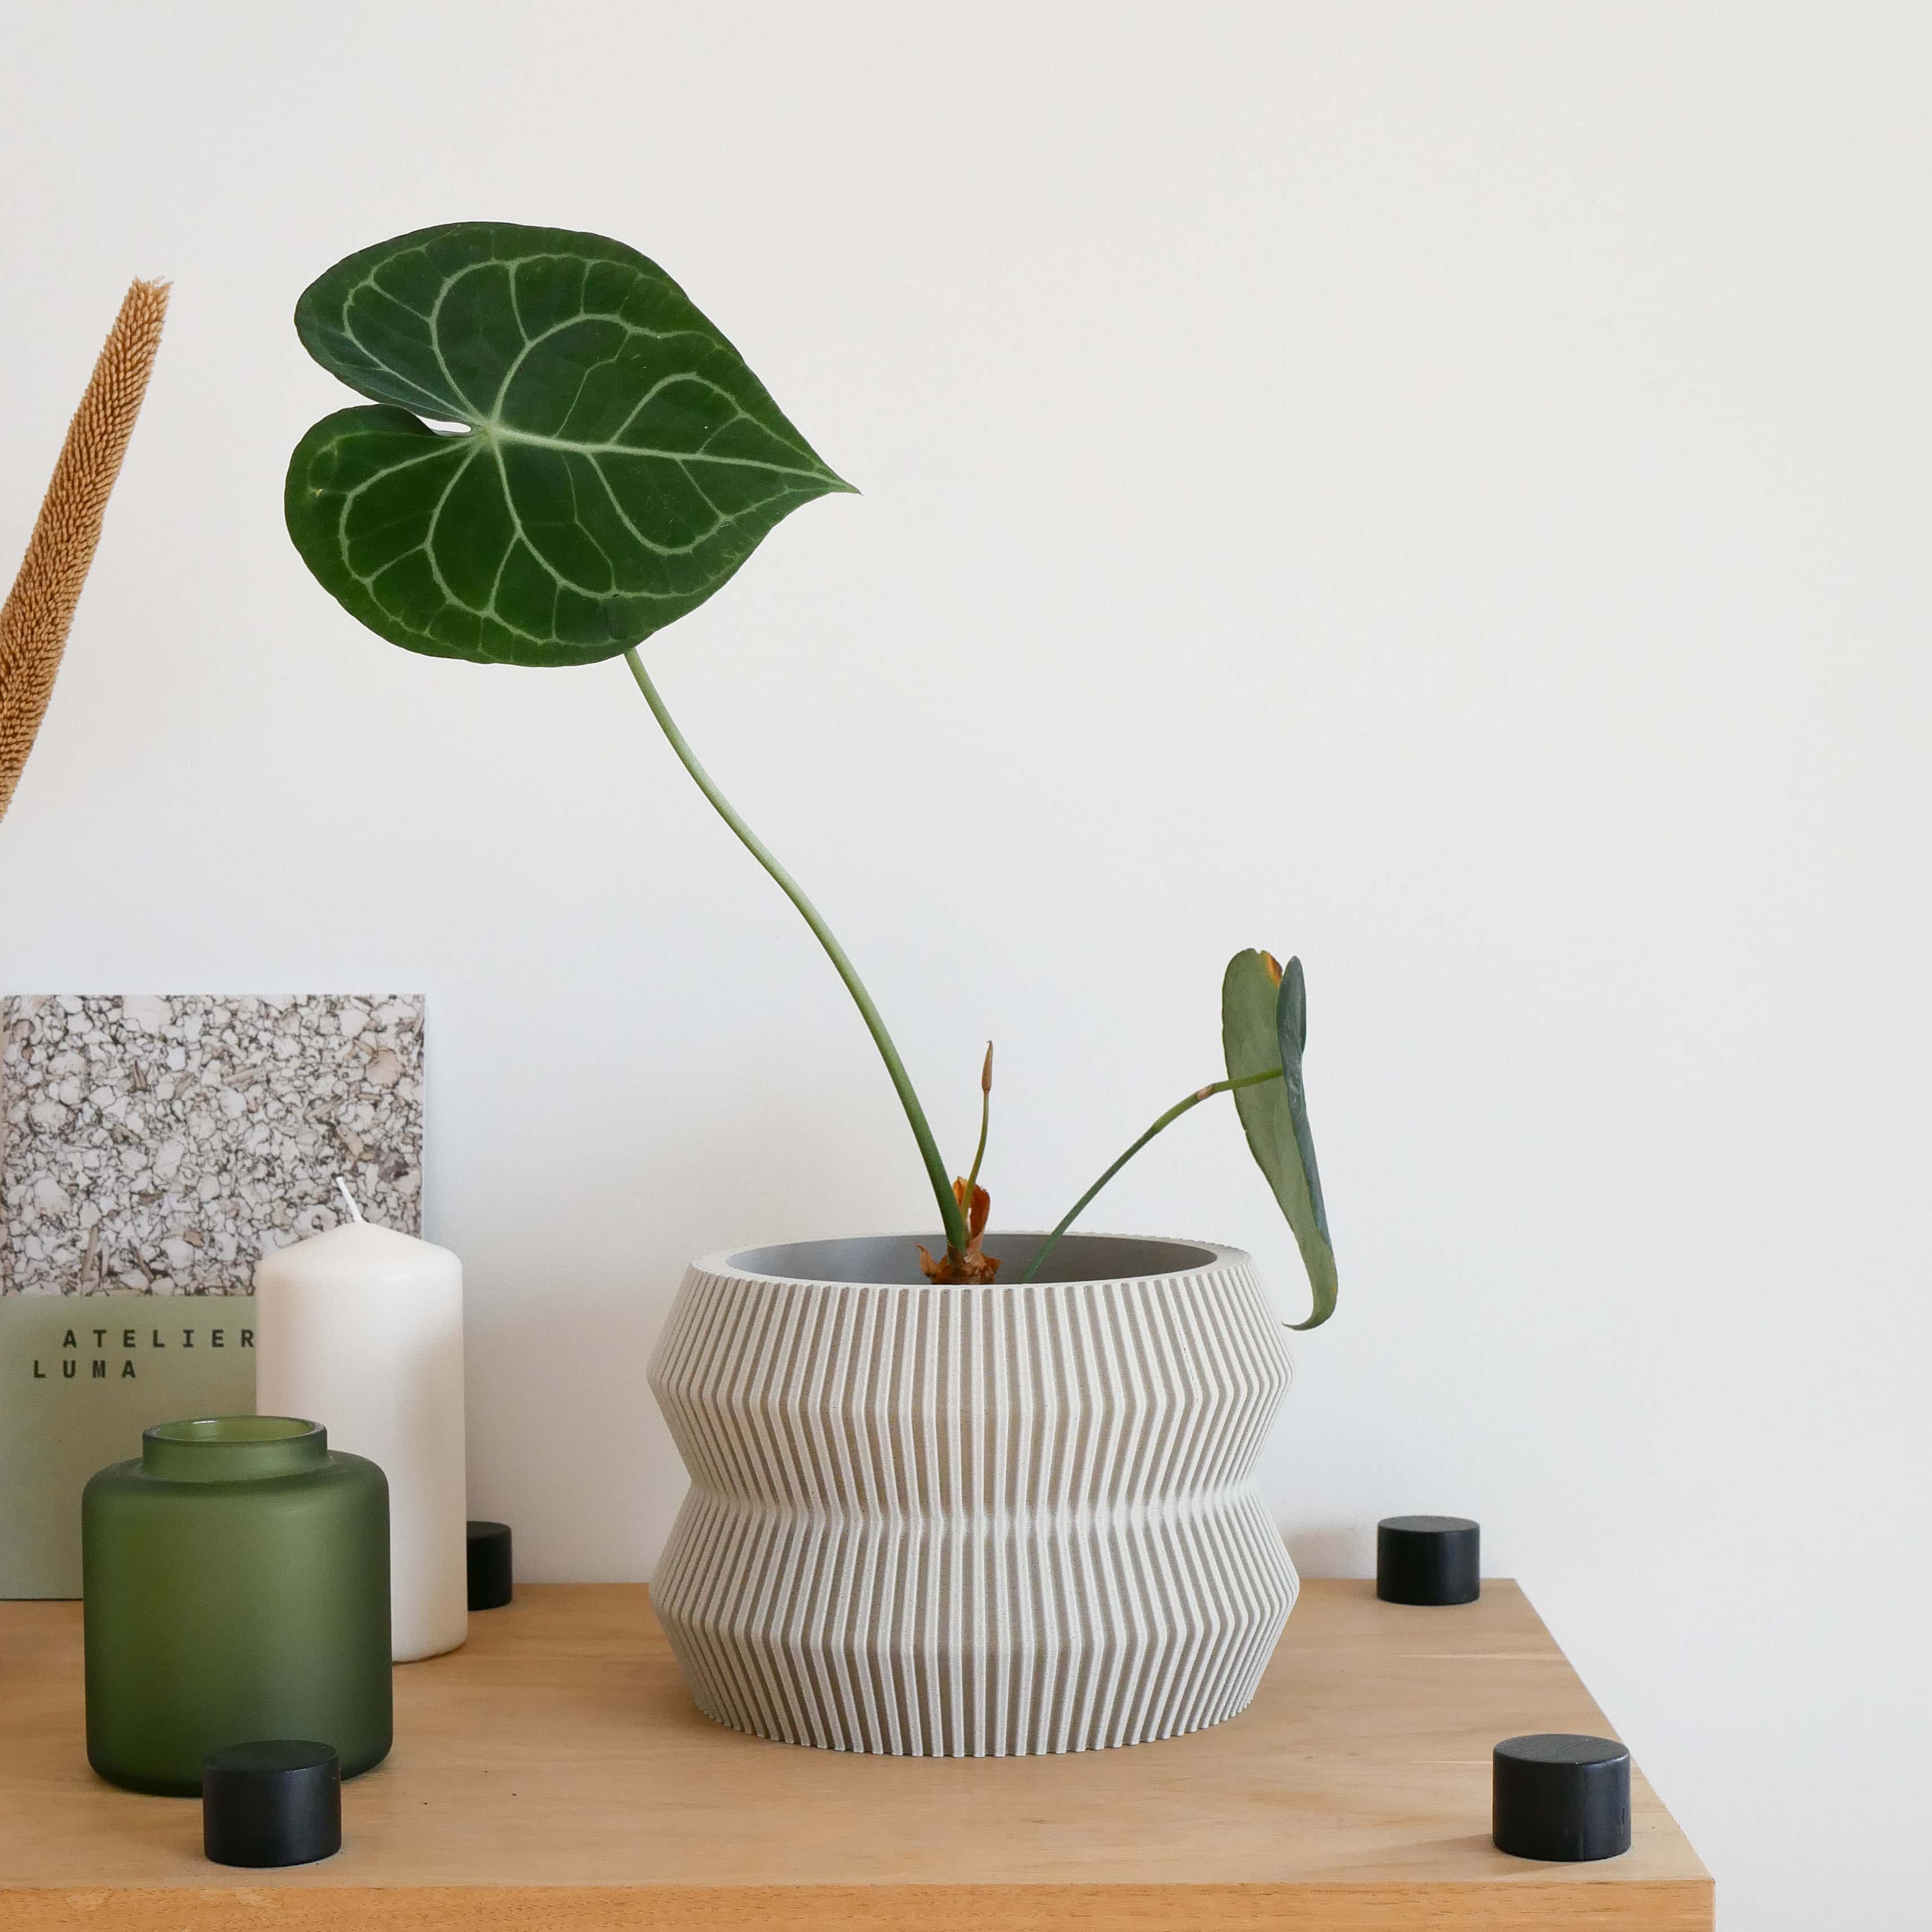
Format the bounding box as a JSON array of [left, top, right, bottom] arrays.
[[285, 222, 851, 666], [1223, 949, 1337, 1329]]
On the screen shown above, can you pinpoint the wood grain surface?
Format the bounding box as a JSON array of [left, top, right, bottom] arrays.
[[0, 1580, 1710, 1929]]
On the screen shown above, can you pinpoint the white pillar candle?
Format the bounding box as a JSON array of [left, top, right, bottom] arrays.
[[253, 1216, 468, 1662]]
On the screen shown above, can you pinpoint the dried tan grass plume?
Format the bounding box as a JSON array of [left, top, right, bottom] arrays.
[[0, 278, 169, 824]]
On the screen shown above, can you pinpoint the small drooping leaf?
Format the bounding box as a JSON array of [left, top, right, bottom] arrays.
[[1223, 949, 1337, 1329], [285, 222, 852, 668]]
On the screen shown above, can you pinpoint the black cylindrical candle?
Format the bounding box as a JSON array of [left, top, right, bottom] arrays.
[[1493, 1733, 1631, 1861], [1376, 1514, 1479, 1605], [467, 1520, 513, 1611], [202, 1741, 341, 1868]]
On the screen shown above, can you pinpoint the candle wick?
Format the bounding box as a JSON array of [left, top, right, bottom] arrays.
[[335, 1178, 366, 1225]]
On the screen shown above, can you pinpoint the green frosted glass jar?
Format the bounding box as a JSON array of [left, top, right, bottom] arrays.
[[83, 1417, 392, 1795]]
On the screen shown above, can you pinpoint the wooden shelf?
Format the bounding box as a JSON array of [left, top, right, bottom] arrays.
[[0, 1579, 1709, 1929]]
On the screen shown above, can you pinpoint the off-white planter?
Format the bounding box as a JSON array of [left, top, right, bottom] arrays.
[[648, 1232, 1297, 1756]]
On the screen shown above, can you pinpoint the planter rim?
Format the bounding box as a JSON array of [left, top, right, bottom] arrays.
[[695, 1230, 1248, 1290]]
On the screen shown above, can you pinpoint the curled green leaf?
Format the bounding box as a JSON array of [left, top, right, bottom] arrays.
[[1222, 949, 1337, 1329], [285, 222, 851, 667]]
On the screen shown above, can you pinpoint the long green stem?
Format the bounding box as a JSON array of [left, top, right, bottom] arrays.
[[1018, 1069, 1283, 1284], [625, 649, 968, 1252]]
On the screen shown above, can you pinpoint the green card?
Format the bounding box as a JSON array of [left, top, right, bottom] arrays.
[[0, 1296, 256, 1596]]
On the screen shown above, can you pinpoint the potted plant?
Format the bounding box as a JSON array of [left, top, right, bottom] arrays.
[[286, 222, 1338, 1755]]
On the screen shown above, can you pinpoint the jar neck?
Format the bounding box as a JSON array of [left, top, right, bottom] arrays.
[[142, 1417, 327, 1481]]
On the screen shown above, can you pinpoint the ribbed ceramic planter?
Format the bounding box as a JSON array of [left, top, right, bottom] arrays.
[[648, 1232, 1297, 1757]]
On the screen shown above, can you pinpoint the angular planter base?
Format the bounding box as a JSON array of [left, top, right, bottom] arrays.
[[649, 1233, 1297, 1757]]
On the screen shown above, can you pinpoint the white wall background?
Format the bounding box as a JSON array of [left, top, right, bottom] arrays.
[[3, 4, 1926, 1922]]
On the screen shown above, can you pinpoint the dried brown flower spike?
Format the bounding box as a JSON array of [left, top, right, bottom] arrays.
[[0, 278, 169, 824]]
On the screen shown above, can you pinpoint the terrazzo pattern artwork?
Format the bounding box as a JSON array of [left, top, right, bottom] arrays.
[[0, 995, 424, 1296]]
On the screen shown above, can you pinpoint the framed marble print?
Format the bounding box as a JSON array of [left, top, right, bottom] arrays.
[[0, 994, 425, 1595]]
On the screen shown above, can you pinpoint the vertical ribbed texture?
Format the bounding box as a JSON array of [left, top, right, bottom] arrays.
[[0, 279, 168, 824], [648, 1246, 1298, 1755]]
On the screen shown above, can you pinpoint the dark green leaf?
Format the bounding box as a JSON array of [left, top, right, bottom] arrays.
[[1223, 949, 1337, 1329], [284, 222, 853, 667]]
